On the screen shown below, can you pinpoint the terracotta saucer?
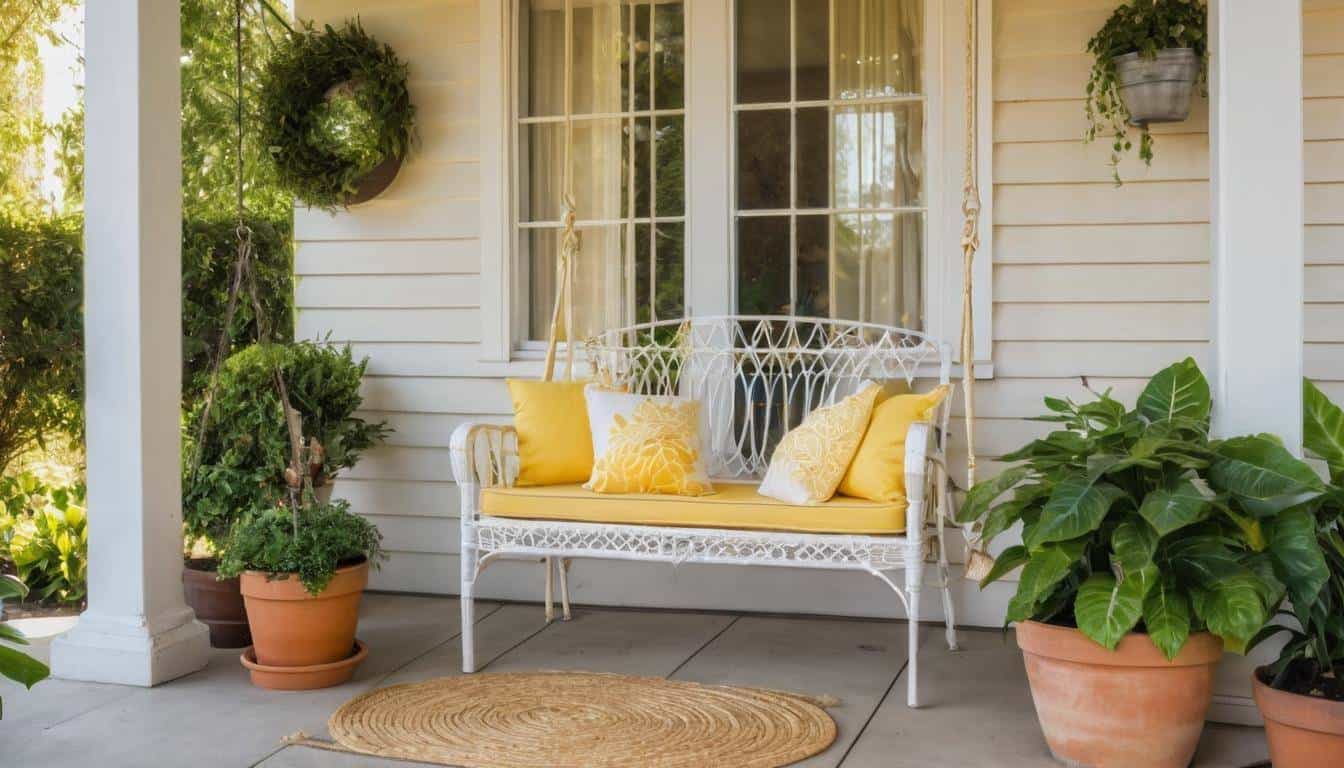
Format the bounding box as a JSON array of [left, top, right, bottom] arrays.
[[240, 639, 368, 690]]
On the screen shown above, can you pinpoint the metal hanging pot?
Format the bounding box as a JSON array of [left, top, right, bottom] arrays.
[[1114, 48, 1200, 126]]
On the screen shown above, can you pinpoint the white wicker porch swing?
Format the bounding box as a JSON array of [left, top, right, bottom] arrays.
[[450, 0, 985, 708]]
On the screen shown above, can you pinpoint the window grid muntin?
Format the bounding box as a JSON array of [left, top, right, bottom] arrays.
[[513, 0, 686, 341], [731, 0, 928, 325]]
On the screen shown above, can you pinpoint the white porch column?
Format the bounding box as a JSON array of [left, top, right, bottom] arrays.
[[1206, 0, 1304, 724], [50, 0, 210, 686]]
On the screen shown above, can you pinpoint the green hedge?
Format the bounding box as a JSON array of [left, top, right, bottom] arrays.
[[0, 212, 295, 475]]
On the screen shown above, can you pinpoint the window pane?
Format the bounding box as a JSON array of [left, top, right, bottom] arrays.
[[527, 120, 626, 222], [833, 213, 922, 329], [832, 103, 923, 209], [654, 2, 685, 110], [632, 116, 651, 216], [738, 216, 791, 315], [796, 107, 829, 209], [834, 0, 923, 100], [735, 0, 790, 103], [655, 115, 685, 217], [571, 0, 624, 115], [524, 0, 565, 117], [635, 222, 651, 323], [528, 226, 629, 341], [796, 215, 829, 317], [796, 0, 830, 101], [633, 2, 652, 110], [654, 222, 685, 321], [737, 109, 790, 209]]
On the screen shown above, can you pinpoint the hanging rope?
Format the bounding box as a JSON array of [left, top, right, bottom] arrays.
[[542, 0, 579, 384], [958, 0, 995, 583], [189, 0, 311, 520]]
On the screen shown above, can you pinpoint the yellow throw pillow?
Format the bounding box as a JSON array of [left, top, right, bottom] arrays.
[[839, 386, 950, 502], [507, 379, 594, 486], [757, 383, 882, 505], [584, 387, 715, 496]]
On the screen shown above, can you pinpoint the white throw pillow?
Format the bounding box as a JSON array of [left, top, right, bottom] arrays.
[[757, 383, 882, 505], [583, 387, 715, 496]]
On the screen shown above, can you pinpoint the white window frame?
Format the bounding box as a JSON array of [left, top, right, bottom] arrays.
[[478, 0, 994, 376]]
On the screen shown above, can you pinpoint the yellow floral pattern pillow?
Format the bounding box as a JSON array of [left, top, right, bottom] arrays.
[[584, 388, 714, 496], [757, 383, 881, 505]]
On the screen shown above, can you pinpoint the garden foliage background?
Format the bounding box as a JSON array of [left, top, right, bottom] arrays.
[[0, 0, 296, 604]]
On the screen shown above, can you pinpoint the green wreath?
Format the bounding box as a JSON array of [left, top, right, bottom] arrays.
[[260, 19, 414, 209]]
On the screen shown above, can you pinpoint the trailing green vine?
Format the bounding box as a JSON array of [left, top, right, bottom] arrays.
[[259, 18, 414, 209], [1085, 0, 1208, 183]]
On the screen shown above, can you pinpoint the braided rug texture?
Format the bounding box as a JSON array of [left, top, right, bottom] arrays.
[[327, 671, 837, 768]]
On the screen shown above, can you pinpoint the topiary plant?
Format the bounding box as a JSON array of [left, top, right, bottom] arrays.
[[182, 340, 390, 552], [1085, 0, 1208, 183]]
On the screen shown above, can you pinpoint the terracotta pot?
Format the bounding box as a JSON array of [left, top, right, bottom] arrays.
[[182, 558, 251, 648], [240, 559, 368, 668], [1016, 620, 1222, 768], [1253, 667, 1344, 767]]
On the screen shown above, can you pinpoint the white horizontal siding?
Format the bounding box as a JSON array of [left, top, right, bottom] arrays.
[[1306, 3, 1344, 388]]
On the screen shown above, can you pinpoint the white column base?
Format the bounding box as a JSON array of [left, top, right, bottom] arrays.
[[51, 607, 209, 687]]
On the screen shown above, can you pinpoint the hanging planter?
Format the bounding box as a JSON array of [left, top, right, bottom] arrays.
[[1084, 0, 1208, 184], [259, 19, 414, 210]]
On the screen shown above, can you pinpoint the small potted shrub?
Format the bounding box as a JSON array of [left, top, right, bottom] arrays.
[[182, 340, 389, 648], [1085, 0, 1208, 182], [1244, 381, 1344, 766], [956, 359, 1290, 768], [219, 488, 384, 690]]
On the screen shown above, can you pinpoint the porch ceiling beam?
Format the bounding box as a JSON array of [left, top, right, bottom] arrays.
[[1209, 1, 1305, 447], [50, 0, 210, 686]]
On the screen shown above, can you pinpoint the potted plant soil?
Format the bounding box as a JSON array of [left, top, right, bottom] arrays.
[[219, 491, 383, 690], [182, 341, 389, 648], [1084, 0, 1208, 182], [1243, 381, 1344, 766], [956, 359, 1295, 768]]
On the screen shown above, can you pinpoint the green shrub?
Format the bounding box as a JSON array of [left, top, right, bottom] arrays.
[[217, 500, 384, 595], [0, 213, 84, 475], [182, 341, 390, 549], [182, 215, 294, 396], [0, 472, 87, 605]]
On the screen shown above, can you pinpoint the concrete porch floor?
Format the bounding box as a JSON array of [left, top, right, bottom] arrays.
[[2, 594, 1269, 768]]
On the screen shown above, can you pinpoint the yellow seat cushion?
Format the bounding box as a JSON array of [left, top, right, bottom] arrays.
[[839, 386, 950, 502], [507, 379, 594, 486], [482, 481, 906, 535]]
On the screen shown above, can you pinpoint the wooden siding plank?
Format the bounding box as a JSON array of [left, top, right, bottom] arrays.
[[994, 302, 1210, 341], [1308, 184, 1344, 224], [995, 263, 1208, 302], [1307, 305, 1344, 342], [1308, 225, 1344, 264], [1306, 343, 1344, 381], [296, 274, 482, 309], [1306, 55, 1344, 98], [358, 410, 510, 448], [347, 342, 553, 378], [994, 223, 1208, 264], [1306, 265, 1344, 303], [1305, 9, 1344, 55], [956, 378, 1147, 419], [995, 135, 1208, 184], [295, 239, 480, 275], [995, 181, 1208, 225], [994, 53, 1092, 102], [333, 478, 460, 519], [358, 375, 511, 414], [993, 340, 1210, 378], [994, 100, 1208, 143], [297, 308, 479, 343], [364, 160, 480, 205], [993, 7, 1108, 57], [362, 514, 457, 554], [1306, 99, 1344, 140], [1307, 140, 1344, 183], [295, 198, 480, 241], [344, 446, 453, 483]]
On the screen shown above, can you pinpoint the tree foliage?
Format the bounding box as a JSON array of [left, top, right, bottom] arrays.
[[0, 0, 79, 210]]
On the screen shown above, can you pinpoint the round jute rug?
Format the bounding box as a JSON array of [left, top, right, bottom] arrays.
[[327, 671, 837, 768]]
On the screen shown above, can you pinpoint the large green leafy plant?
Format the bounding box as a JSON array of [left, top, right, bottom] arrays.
[[217, 500, 383, 595], [0, 575, 51, 719], [1248, 381, 1344, 700], [0, 472, 87, 604], [957, 359, 1301, 659], [1085, 0, 1208, 183], [183, 341, 390, 550]]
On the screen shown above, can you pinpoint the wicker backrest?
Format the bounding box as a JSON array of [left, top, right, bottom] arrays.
[[585, 316, 951, 479]]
